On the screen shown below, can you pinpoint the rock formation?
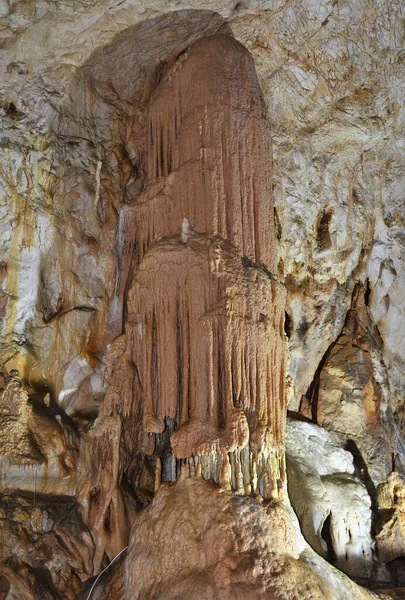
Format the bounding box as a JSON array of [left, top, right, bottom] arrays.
[[376, 472, 405, 585], [82, 33, 288, 571], [286, 419, 374, 581], [0, 2, 404, 599], [306, 285, 392, 486], [103, 34, 286, 494], [123, 476, 361, 600]]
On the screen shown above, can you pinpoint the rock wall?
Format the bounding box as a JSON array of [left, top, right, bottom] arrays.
[[0, 1, 404, 598]]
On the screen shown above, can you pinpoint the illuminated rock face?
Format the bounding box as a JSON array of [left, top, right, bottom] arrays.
[[0, 6, 404, 599], [102, 35, 287, 504], [286, 419, 374, 581]]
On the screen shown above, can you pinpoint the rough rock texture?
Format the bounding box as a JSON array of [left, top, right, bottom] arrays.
[[0, 1, 403, 429], [127, 234, 285, 457], [0, 370, 79, 496], [0, 0, 404, 598], [286, 418, 374, 581], [124, 475, 384, 600], [131, 34, 274, 268], [105, 34, 286, 474], [310, 284, 392, 485], [0, 493, 93, 599], [374, 472, 405, 586], [79, 32, 288, 574]]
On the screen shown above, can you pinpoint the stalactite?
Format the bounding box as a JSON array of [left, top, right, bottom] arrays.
[[101, 34, 287, 504], [125, 234, 285, 461], [115, 35, 274, 284]]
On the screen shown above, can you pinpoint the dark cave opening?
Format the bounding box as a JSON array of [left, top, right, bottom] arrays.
[[321, 513, 337, 564], [316, 208, 333, 252]]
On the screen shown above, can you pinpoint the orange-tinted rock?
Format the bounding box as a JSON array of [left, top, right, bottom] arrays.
[[127, 235, 285, 456], [308, 285, 392, 485], [101, 35, 287, 506], [124, 477, 331, 600], [133, 35, 274, 269], [77, 34, 287, 570], [114, 34, 275, 325]]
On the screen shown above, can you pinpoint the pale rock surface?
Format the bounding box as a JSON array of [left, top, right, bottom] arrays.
[[0, 0, 404, 598], [314, 285, 392, 486], [286, 418, 374, 580], [376, 472, 405, 579]]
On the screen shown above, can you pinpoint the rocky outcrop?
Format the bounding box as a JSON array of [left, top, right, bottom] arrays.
[[286, 418, 374, 581], [0, 493, 93, 599], [375, 472, 405, 586], [0, 370, 79, 495], [306, 285, 392, 486], [82, 475, 387, 600], [0, 1, 404, 599]]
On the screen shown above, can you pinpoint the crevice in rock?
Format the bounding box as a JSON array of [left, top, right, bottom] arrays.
[[364, 278, 371, 307], [345, 438, 379, 537], [304, 336, 337, 424], [3, 101, 23, 121], [321, 512, 337, 564], [304, 283, 362, 424], [316, 208, 333, 252], [284, 311, 292, 338], [0, 575, 10, 600]]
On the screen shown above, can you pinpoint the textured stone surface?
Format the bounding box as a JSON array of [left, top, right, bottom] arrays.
[[286, 418, 374, 580], [0, 493, 93, 599], [123, 475, 383, 600], [0, 1, 403, 443], [79, 32, 288, 575], [0, 0, 404, 598], [375, 472, 405, 586], [312, 285, 392, 486]]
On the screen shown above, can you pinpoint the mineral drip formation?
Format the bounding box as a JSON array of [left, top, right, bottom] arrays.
[[114, 35, 275, 309], [134, 35, 275, 269], [103, 34, 288, 501]]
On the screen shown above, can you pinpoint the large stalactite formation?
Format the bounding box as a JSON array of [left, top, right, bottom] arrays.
[[0, 7, 404, 600], [90, 35, 288, 564], [105, 33, 286, 481]]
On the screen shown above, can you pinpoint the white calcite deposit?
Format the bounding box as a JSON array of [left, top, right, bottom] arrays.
[[286, 418, 374, 580]]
